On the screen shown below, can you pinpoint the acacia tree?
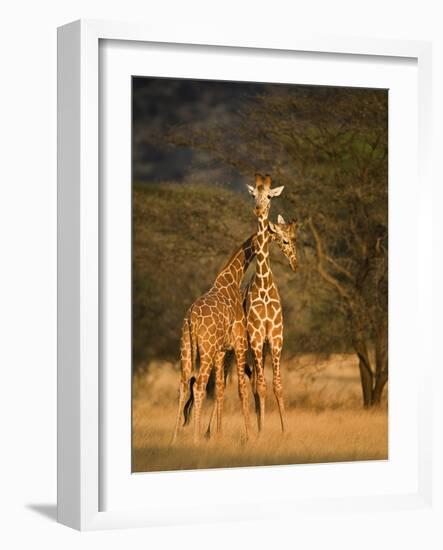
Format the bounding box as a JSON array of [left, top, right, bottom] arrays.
[[167, 86, 388, 407]]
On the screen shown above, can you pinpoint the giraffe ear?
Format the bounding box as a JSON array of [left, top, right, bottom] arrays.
[[277, 214, 286, 224], [268, 220, 276, 233], [246, 184, 257, 197], [269, 185, 284, 197]]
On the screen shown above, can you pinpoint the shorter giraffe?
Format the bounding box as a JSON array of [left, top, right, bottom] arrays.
[[246, 174, 298, 433], [172, 235, 255, 444]]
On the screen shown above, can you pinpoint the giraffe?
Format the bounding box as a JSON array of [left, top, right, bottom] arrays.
[[172, 212, 297, 444], [204, 216, 298, 438], [246, 173, 297, 433], [171, 234, 254, 444]]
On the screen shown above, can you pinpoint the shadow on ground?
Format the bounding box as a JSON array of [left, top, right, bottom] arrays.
[[26, 504, 57, 522]]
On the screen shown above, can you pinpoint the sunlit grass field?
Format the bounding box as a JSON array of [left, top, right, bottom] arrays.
[[132, 354, 388, 472]]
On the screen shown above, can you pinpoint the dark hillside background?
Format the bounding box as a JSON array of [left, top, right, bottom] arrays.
[[132, 77, 265, 186]]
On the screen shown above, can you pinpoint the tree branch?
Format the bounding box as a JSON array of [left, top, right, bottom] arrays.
[[307, 218, 351, 300], [325, 255, 354, 282]]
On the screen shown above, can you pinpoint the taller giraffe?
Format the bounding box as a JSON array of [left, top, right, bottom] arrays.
[[246, 173, 292, 433], [204, 217, 298, 438]]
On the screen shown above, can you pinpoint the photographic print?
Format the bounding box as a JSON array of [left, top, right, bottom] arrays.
[[131, 77, 388, 472]]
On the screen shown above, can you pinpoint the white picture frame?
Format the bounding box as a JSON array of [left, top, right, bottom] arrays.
[[57, 19, 433, 531]]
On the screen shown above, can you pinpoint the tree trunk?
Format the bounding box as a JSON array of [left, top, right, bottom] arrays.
[[357, 351, 373, 408], [356, 350, 388, 408], [351, 323, 373, 407], [371, 370, 388, 405], [372, 317, 388, 406], [352, 313, 388, 408]]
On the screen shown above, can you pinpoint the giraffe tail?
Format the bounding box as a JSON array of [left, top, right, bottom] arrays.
[[245, 363, 253, 379]]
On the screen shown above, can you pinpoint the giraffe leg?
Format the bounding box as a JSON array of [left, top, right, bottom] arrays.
[[214, 351, 226, 434], [205, 351, 225, 439], [171, 378, 188, 444], [235, 347, 251, 441], [205, 400, 217, 439], [251, 344, 266, 432], [193, 358, 212, 444], [270, 343, 287, 433], [172, 316, 194, 444]]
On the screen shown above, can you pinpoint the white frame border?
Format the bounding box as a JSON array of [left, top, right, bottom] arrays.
[[57, 19, 433, 531]]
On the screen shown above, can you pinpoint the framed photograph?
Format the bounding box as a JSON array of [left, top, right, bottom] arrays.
[[57, 19, 433, 530]]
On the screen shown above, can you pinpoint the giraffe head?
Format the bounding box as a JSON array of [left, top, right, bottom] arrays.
[[246, 173, 284, 219], [269, 214, 299, 272]]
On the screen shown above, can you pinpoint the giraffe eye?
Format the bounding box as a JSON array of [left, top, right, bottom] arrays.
[[283, 239, 289, 244]]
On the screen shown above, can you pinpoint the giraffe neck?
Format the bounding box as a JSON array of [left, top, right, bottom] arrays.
[[255, 216, 272, 286], [215, 234, 257, 288]]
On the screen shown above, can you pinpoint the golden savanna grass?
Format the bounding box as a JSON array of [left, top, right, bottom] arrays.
[[132, 354, 388, 472]]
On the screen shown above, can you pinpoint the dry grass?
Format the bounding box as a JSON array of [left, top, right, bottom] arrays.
[[132, 354, 388, 472]]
